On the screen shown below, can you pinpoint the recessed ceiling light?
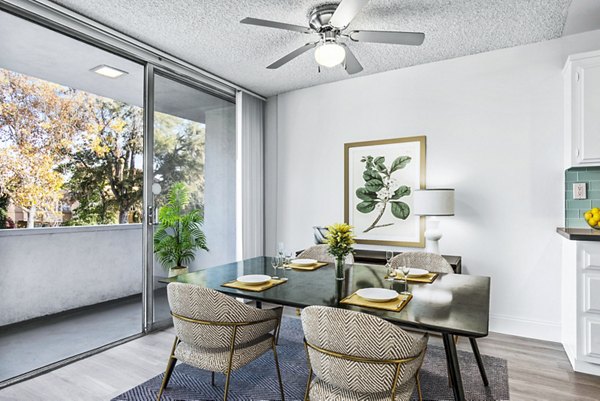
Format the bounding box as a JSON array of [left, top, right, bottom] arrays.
[[91, 65, 128, 78]]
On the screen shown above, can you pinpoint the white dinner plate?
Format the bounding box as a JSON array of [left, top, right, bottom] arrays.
[[356, 288, 399, 303], [237, 274, 271, 286], [408, 268, 429, 277], [290, 258, 317, 266]]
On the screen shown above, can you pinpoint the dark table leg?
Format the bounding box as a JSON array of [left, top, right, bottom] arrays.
[[256, 301, 262, 309], [469, 337, 489, 386], [442, 333, 465, 401]]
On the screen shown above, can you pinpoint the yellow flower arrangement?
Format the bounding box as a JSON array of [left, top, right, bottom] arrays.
[[326, 223, 355, 262]]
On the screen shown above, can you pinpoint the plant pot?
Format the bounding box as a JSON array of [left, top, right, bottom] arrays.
[[335, 258, 345, 281], [168, 266, 189, 277]]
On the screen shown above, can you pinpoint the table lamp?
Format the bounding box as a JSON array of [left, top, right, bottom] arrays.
[[413, 189, 455, 254]]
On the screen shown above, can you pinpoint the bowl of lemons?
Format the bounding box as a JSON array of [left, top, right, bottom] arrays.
[[584, 208, 600, 230]]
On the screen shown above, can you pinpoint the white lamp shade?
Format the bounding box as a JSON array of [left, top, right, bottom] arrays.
[[413, 189, 455, 216]]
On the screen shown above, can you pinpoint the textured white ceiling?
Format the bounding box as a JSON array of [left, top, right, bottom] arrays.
[[50, 0, 571, 97]]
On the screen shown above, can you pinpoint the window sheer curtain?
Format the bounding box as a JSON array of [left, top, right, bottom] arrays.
[[237, 91, 265, 259]]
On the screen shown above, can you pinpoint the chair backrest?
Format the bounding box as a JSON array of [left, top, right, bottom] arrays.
[[301, 306, 427, 394], [167, 282, 277, 349], [391, 252, 453, 274], [298, 244, 355, 264]]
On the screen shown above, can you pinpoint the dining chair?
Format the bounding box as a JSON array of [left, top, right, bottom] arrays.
[[301, 305, 427, 401], [297, 244, 355, 264], [391, 252, 489, 387], [157, 282, 285, 401]]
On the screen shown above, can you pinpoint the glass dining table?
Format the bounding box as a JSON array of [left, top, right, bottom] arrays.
[[160, 256, 491, 401]]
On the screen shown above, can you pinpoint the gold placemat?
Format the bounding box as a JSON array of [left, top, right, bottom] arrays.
[[222, 278, 286, 292], [394, 273, 439, 284], [340, 292, 412, 312], [285, 261, 329, 271]]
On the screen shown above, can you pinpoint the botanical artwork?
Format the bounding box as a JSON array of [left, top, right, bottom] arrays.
[[345, 136, 425, 247], [356, 155, 412, 233]]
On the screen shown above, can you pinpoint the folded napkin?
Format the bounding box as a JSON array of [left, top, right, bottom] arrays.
[[222, 278, 286, 292], [340, 292, 412, 312]]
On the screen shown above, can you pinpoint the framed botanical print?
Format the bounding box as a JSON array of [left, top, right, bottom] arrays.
[[344, 136, 426, 247]]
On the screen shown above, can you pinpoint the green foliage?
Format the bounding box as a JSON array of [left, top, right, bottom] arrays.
[[0, 190, 9, 228], [153, 182, 208, 269], [153, 113, 206, 210], [325, 223, 355, 261], [356, 155, 412, 233]]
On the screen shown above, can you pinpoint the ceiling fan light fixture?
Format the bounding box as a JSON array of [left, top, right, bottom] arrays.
[[314, 42, 346, 68]]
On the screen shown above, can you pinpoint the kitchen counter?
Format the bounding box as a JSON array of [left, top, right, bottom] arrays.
[[557, 227, 600, 241]]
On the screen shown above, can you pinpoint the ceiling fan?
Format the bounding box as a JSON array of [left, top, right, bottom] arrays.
[[240, 0, 425, 74]]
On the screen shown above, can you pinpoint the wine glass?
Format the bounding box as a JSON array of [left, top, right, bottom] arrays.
[[385, 262, 395, 281], [385, 250, 394, 264], [271, 256, 280, 279], [400, 264, 411, 295], [284, 250, 294, 270], [277, 242, 285, 259]]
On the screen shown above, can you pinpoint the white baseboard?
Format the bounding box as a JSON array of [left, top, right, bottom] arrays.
[[490, 314, 561, 342]]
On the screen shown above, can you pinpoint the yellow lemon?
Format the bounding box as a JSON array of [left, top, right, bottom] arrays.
[[585, 211, 593, 220], [593, 208, 600, 214], [590, 218, 599, 227]]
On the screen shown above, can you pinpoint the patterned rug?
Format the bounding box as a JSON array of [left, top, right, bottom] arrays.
[[113, 317, 509, 401]]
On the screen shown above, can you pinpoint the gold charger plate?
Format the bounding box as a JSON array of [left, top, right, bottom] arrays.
[[394, 272, 439, 284], [340, 292, 412, 312], [285, 261, 328, 271], [222, 278, 286, 292]]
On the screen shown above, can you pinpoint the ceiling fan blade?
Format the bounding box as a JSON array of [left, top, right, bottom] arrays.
[[330, 0, 370, 29], [240, 17, 312, 33], [350, 30, 425, 45], [267, 43, 318, 69], [340, 44, 363, 75]]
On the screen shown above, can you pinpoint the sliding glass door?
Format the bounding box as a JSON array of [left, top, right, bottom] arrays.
[[0, 7, 238, 385], [144, 71, 237, 328]]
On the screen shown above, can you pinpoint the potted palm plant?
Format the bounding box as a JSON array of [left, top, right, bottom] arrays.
[[153, 182, 208, 277]]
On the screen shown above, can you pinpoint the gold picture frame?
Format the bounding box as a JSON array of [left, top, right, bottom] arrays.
[[344, 136, 426, 247]]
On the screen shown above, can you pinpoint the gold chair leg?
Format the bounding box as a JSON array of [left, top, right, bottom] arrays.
[[453, 335, 459, 345], [416, 371, 423, 401], [303, 342, 312, 401], [295, 308, 301, 316], [157, 336, 179, 401], [223, 326, 238, 401], [303, 369, 312, 401], [272, 340, 285, 401]]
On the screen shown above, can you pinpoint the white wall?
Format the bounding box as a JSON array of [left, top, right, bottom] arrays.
[[265, 29, 600, 342], [0, 225, 141, 326]]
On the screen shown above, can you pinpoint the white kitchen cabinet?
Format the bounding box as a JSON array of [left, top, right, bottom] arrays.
[[564, 51, 600, 168], [561, 238, 600, 375]]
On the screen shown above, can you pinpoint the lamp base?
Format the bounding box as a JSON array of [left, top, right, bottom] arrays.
[[424, 218, 442, 254]]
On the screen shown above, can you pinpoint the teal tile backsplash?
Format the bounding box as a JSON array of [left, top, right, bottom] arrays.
[[565, 167, 600, 228]]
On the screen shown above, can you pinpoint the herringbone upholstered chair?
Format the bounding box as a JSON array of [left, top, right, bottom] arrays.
[[301, 306, 428, 401], [298, 244, 355, 264], [157, 283, 285, 401], [390, 252, 489, 387], [390, 252, 453, 274]]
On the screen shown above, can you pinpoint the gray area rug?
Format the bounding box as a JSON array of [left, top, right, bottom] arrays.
[[113, 317, 509, 401]]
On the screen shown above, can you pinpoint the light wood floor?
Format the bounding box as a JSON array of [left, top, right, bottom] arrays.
[[1, 312, 600, 401]]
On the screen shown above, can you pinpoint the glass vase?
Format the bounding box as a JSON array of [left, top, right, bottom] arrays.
[[335, 258, 345, 281]]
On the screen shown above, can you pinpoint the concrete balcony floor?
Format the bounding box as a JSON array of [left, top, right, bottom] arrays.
[[0, 289, 170, 384]]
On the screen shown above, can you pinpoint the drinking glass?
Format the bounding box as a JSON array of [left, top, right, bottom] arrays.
[[284, 250, 294, 270], [271, 256, 280, 279], [401, 264, 411, 295], [277, 242, 284, 258], [385, 262, 395, 281], [385, 250, 394, 264]]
